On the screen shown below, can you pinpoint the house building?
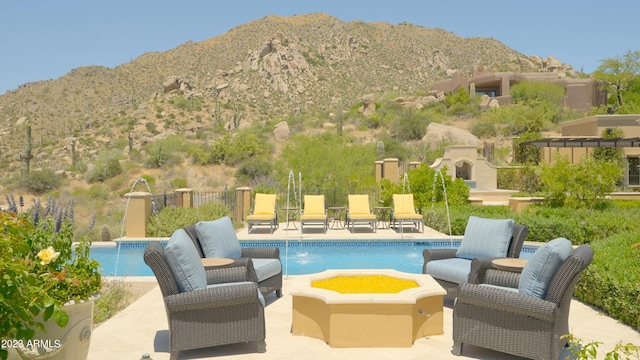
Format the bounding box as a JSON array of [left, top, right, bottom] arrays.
[[524, 114, 640, 188], [430, 65, 606, 113]]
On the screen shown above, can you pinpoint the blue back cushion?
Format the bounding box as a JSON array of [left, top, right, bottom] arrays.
[[519, 237, 573, 298], [196, 216, 242, 259], [456, 216, 515, 259], [165, 229, 207, 292]]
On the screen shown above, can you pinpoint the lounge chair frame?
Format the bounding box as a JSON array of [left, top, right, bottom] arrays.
[[300, 195, 328, 233], [346, 194, 377, 233], [390, 194, 424, 233], [246, 193, 278, 234]]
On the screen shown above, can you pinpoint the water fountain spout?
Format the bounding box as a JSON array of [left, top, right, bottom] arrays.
[[431, 169, 453, 244], [115, 177, 155, 277]]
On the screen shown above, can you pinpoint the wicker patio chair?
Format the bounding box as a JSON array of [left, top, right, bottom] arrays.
[[423, 217, 528, 298], [184, 216, 283, 297], [452, 244, 594, 360], [143, 239, 266, 360]]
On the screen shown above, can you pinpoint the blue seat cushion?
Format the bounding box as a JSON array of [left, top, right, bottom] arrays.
[[519, 237, 573, 298], [425, 258, 472, 285], [165, 229, 207, 293], [196, 216, 242, 259], [207, 281, 265, 307], [252, 258, 282, 282], [456, 216, 515, 260]]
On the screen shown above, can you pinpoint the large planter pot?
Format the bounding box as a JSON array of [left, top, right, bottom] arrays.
[[9, 297, 96, 360]]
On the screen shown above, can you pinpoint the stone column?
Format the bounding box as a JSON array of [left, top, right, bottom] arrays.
[[235, 187, 252, 221], [124, 192, 151, 238], [383, 158, 399, 184], [408, 161, 421, 171], [175, 188, 194, 208], [374, 161, 384, 182]]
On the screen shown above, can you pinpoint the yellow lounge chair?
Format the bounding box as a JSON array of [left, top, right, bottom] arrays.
[[346, 194, 377, 233], [391, 194, 424, 233], [246, 193, 278, 233], [300, 195, 328, 233]]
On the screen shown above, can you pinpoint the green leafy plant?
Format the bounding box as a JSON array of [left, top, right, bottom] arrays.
[[563, 334, 640, 359], [146, 201, 233, 237], [539, 156, 623, 209], [21, 169, 62, 195], [0, 199, 102, 360]]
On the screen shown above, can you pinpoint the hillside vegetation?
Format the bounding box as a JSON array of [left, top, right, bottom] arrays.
[[0, 13, 579, 232]]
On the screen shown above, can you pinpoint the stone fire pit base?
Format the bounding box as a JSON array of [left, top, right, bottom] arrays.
[[290, 269, 446, 348]]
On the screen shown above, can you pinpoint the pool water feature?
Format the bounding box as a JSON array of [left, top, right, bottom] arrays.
[[92, 240, 536, 277]]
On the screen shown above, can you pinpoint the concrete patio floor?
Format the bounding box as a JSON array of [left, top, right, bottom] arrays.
[[89, 222, 640, 360]]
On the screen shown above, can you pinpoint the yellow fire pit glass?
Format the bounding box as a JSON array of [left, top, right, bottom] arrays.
[[311, 275, 419, 294]]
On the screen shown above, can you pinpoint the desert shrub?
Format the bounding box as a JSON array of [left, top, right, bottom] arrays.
[[497, 166, 541, 194], [170, 178, 188, 189], [86, 151, 123, 183], [145, 122, 159, 135], [275, 132, 376, 195], [146, 202, 233, 237], [574, 231, 640, 330], [93, 280, 131, 325], [88, 184, 110, 200], [513, 131, 542, 165], [379, 164, 469, 211], [510, 81, 565, 123], [190, 131, 269, 167], [169, 95, 202, 111], [390, 108, 431, 141], [235, 157, 273, 185], [470, 121, 497, 138], [144, 135, 185, 168], [21, 169, 61, 194], [539, 156, 623, 209], [100, 224, 112, 242], [515, 203, 640, 244], [424, 204, 516, 235], [374, 134, 411, 161]]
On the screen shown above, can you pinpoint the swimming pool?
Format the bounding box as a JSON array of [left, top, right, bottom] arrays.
[[92, 240, 537, 277]]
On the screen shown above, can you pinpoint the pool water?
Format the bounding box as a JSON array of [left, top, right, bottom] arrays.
[[92, 240, 536, 277]]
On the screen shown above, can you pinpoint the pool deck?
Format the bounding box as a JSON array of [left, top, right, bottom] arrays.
[[89, 222, 640, 360]]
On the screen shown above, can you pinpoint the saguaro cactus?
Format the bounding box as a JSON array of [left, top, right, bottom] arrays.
[[20, 124, 33, 179], [469, 83, 476, 105], [376, 141, 385, 160], [336, 97, 343, 136]]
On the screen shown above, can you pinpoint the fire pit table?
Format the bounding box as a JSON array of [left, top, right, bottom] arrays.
[[290, 269, 446, 348]]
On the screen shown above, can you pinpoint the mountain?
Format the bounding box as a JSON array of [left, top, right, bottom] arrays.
[[0, 13, 575, 188]]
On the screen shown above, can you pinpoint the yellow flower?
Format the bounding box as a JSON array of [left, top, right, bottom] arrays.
[[37, 246, 60, 265]]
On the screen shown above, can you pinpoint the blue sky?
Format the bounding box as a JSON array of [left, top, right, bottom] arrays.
[[1, 0, 638, 94]]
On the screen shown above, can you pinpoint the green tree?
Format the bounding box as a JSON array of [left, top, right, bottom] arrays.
[[592, 127, 624, 164], [514, 131, 542, 165], [86, 150, 123, 183], [276, 133, 376, 197], [22, 169, 61, 194], [379, 164, 469, 211], [539, 156, 622, 209], [593, 50, 640, 112]]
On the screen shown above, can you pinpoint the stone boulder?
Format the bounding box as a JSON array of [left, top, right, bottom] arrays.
[[273, 121, 290, 142], [163, 76, 192, 94], [422, 123, 479, 148], [359, 94, 376, 116]]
